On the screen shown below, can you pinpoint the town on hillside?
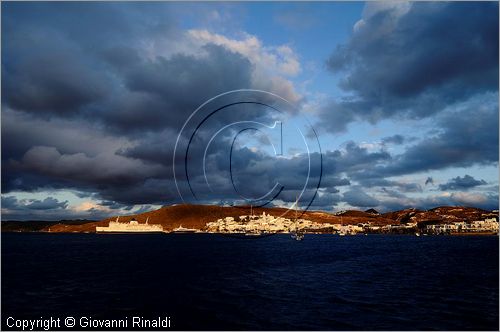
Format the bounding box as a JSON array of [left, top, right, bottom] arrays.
[[3, 205, 499, 235], [205, 209, 499, 236]]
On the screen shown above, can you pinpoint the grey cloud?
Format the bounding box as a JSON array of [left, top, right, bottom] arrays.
[[343, 187, 380, 207], [1, 196, 18, 210], [380, 187, 407, 200], [1, 195, 69, 220], [96, 178, 181, 206], [358, 96, 499, 178], [308, 192, 342, 211], [2, 2, 302, 214], [3, 49, 108, 115], [323, 141, 391, 175], [381, 135, 405, 145], [99, 200, 133, 211], [100, 44, 254, 134], [2, 2, 498, 218], [358, 178, 422, 193], [439, 175, 487, 191], [2, 195, 69, 211], [25, 197, 69, 210], [2, 1, 297, 213], [2, 2, 261, 137], [1, 109, 127, 163], [375, 187, 498, 212], [382, 177, 498, 211], [320, 2, 498, 132], [133, 205, 157, 214], [17, 146, 166, 187]]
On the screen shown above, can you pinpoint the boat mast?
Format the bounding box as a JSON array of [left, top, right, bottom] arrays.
[[295, 196, 299, 232], [291, 195, 304, 240], [295, 196, 298, 221]]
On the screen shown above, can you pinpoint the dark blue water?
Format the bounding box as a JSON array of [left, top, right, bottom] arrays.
[[2, 233, 498, 330]]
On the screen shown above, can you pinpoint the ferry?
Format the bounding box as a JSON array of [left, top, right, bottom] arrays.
[[96, 217, 164, 233], [171, 225, 198, 233]]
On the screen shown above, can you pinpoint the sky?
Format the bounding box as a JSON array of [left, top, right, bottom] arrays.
[[1, 1, 499, 220]]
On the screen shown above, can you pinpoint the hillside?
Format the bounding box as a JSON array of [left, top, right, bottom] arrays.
[[2, 204, 497, 233]]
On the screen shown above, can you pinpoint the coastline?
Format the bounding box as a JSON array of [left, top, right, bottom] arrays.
[[1, 228, 498, 236], [2, 204, 498, 236]]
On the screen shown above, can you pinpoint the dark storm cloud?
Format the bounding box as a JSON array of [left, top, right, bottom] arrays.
[[17, 146, 166, 186], [377, 189, 499, 212], [2, 1, 262, 138], [1, 195, 116, 221], [1, 143, 175, 207], [320, 177, 350, 188], [381, 135, 405, 146], [95, 178, 181, 206], [2, 196, 68, 211], [116, 131, 178, 167], [99, 200, 133, 211], [2, 4, 116, 116], [343, 187, 379, 208], [2, 162, 88, 194], [321, 2, 498, 132], [3, 5, 254, 134], [1, 109, 126, 163], [356, 98, 499, 178], [439, 175, 487, 191], [1, 196, 18, 210], [25, 197, 69, 210], [304, 192, 342, 211], [323, 141, 391, 175], [3, 50, 108, 115], [357, 178, 422, 193], [392, 101, 498, 173], [1, 2, 285, 211], [195, 145, 325, 205], [99, 44, 254, 134], [1, 115, 164, 203], [2, 2, 498, 216]]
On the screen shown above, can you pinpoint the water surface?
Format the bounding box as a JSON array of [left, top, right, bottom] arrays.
[[2, 233, 498, 330]]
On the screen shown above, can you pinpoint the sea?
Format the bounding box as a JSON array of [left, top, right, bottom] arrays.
[[1, 233, 499, 330]]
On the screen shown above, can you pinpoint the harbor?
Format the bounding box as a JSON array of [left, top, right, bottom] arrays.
[[96, 217, 164, 233], [91, 206, 499, 236]]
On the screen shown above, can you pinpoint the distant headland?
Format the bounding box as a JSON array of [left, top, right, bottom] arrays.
[[2, 205, 498, 236]]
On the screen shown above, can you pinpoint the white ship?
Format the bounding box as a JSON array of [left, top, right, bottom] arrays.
[[171, 225, 198, 233], [96, 217, 164, 233]]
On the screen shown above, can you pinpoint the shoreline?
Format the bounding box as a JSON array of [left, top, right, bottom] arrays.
[[2, 230, 498, 236]]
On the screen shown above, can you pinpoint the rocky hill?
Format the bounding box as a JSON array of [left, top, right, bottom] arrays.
[[2, 204, 497, 233]]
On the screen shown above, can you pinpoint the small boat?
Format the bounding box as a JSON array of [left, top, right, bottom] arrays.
[[291, 232, 304, 241], [171, 225, 198, 233], [245, 232, 264, 237], [291, 197, 304, 241]]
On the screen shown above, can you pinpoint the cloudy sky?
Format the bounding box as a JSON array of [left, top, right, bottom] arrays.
[[2, 1, 498, 220]]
